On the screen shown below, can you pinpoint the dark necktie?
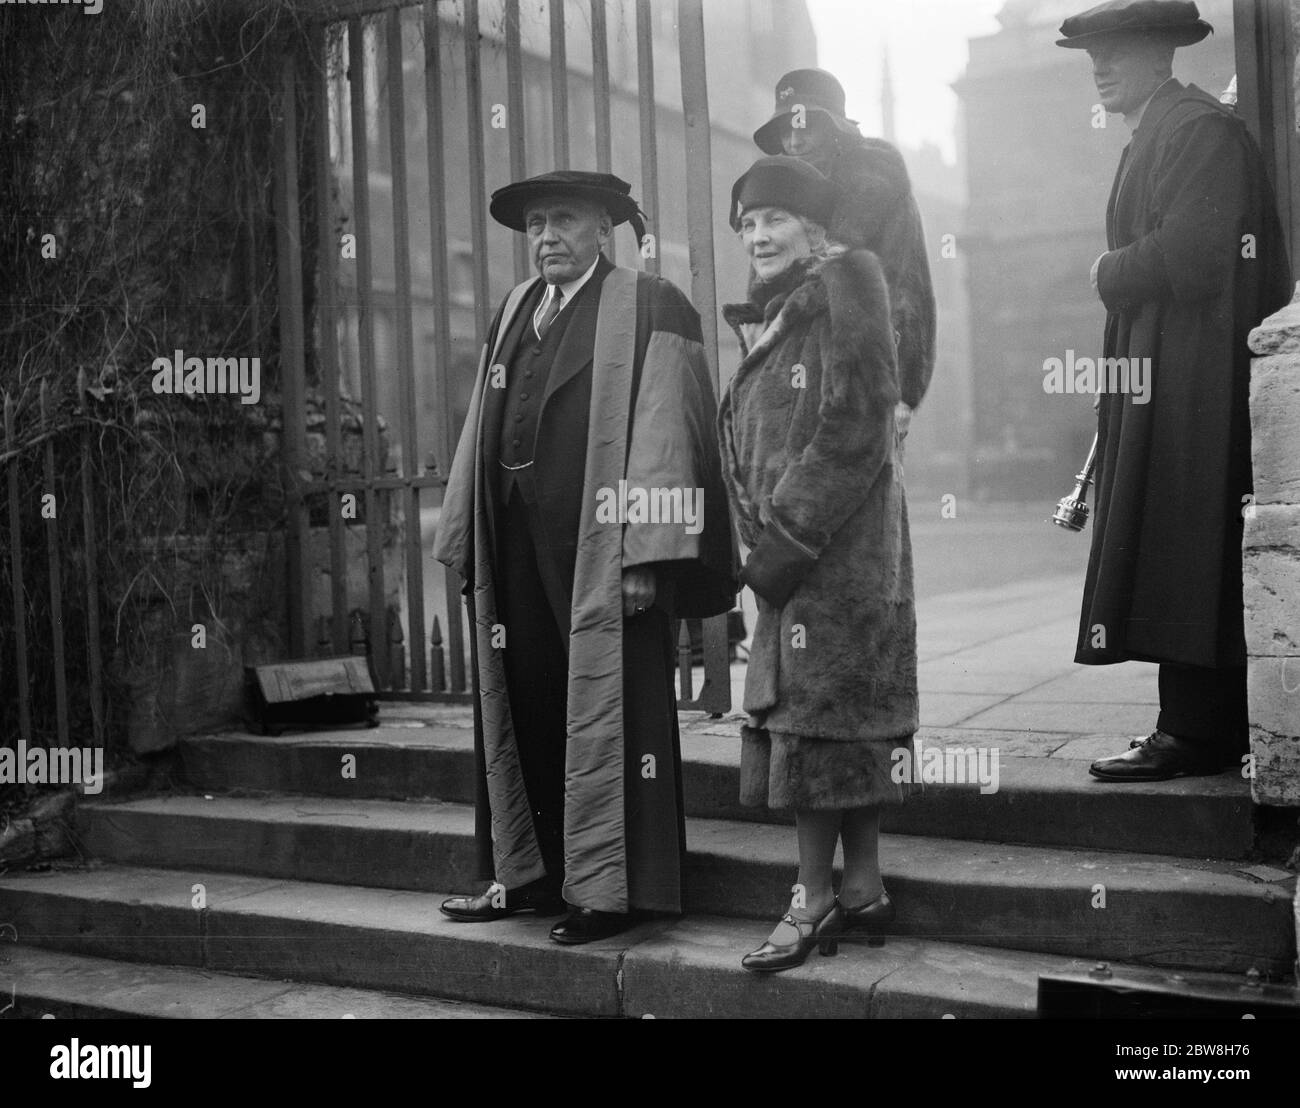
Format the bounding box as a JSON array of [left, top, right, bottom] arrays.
[[535, 287, 563, 339]]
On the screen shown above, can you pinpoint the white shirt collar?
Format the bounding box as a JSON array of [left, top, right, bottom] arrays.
[[538, 256, 601, 313], [1124, 76, 1176, 132]]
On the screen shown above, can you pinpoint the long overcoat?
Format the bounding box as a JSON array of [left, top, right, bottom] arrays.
[[1075, 81, 1292, 669], [719, 248, 918, 742], [818, 136, 937, 411], [435, 256, 736, 913]]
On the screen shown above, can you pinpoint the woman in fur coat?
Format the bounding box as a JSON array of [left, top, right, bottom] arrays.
[[719, 156, 918, 973]]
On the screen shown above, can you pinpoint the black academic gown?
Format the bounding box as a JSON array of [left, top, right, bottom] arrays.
[[1075, 80, 1292, 670]]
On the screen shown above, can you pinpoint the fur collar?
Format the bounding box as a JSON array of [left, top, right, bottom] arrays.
[[723, 247, 899, 411], [722, 253, 831, 352], [748, 256, 819, 314]]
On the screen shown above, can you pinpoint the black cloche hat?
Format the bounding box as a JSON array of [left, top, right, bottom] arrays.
[[1055, 0, 1213, 48], [729, 155, 838, 232], [489, 169, 646, 243], [753, 68, 861, 155]]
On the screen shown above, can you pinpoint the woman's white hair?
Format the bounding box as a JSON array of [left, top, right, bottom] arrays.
[[796, 214, 843, 262]]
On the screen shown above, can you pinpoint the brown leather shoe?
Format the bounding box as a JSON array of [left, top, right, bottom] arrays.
[[440, 878, 565, 922], [1089, 730, 1228, 782]]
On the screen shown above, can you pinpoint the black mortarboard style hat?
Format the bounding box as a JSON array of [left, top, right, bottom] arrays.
[[490, 169, 646, 243], [1055, 0, 1213, 48], [753, 68, 862, 155], [729, 155, 838, 232]]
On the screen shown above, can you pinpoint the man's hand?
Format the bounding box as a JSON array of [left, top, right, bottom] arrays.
[[1090, 251, 1107, 295], [895, 401, 912, 444], [622, 566, 656, 618]]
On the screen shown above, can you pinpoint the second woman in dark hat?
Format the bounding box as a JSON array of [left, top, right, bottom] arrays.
[[719, 156, 919, 973], [754, 68, 937, 419]]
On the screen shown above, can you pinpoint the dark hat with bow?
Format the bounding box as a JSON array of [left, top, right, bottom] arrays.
[[1055, 0, 1213, 48], [489, 169, 646, 245], [729, 155, 838, 232], [753, 68, 862, 155]]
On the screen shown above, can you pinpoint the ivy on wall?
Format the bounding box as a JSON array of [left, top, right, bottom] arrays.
[[0, 0, 327, 759]]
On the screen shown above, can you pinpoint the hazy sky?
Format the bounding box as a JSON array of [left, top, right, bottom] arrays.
[[807, 0, 1007, 162]]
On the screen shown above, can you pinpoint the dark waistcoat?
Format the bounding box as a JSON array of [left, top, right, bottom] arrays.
[[496, 281, 559, 502], [479, 262, 607, 588]]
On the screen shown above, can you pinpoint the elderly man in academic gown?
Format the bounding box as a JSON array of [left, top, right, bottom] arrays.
[[433, 170, 736, 943], [1057, 1, 1292, 781]]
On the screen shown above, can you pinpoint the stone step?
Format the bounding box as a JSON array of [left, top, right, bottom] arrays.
[[76, 794, 1296, 973], [0, 944, 552, 1019], [179, 726, 1255, 860], [0, 863, 1210, 1019]]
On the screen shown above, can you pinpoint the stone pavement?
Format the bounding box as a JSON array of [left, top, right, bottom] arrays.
[[405, 567, 1161, 768], [421, 502, 1157, 763], [706, 573, 1158, 765]]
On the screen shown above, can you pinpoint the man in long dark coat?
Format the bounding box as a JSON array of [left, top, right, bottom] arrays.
[[433, 170, 735, 942], [1057, 1, 1292, 780]]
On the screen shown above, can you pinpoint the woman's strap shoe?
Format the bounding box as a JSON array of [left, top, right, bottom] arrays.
[[841, 890, 895, 946], [741, 901, 845, 973]]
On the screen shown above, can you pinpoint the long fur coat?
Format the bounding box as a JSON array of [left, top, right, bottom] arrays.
[[816, 136, 937, 412], [719, 248, 919, 742]]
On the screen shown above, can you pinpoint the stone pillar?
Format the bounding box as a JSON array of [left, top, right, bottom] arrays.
[[1245, 284, 1300, 806]]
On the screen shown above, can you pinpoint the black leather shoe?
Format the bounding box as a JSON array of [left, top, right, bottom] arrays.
[[549, 907, 635, 945], [440, 878, 566, 922], [840, 889, 895, 947], [1090, 730, 1229, 782], [1127, 732, 1245, 760], [741, 901, 844, 973]]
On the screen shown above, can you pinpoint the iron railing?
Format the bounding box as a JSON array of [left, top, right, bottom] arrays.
[[276, 0, 731, 712], [1, 374, 105, 752]]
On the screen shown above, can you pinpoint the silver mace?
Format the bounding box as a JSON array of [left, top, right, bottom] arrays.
[[1052, 433, 1098, 532]]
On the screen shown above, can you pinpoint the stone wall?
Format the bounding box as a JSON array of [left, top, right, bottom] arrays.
[[1246, 285, 1300, 806], [118, 399, 405, 754]]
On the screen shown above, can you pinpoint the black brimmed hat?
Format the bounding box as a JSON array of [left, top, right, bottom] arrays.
[[729, 155, 838, 232], [489, 170, 646, 242], [1055, 0, 1213, 48], [753, 68, 861, 155]]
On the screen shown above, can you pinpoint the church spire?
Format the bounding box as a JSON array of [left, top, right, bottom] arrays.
[[881, 42, 897, 144]]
